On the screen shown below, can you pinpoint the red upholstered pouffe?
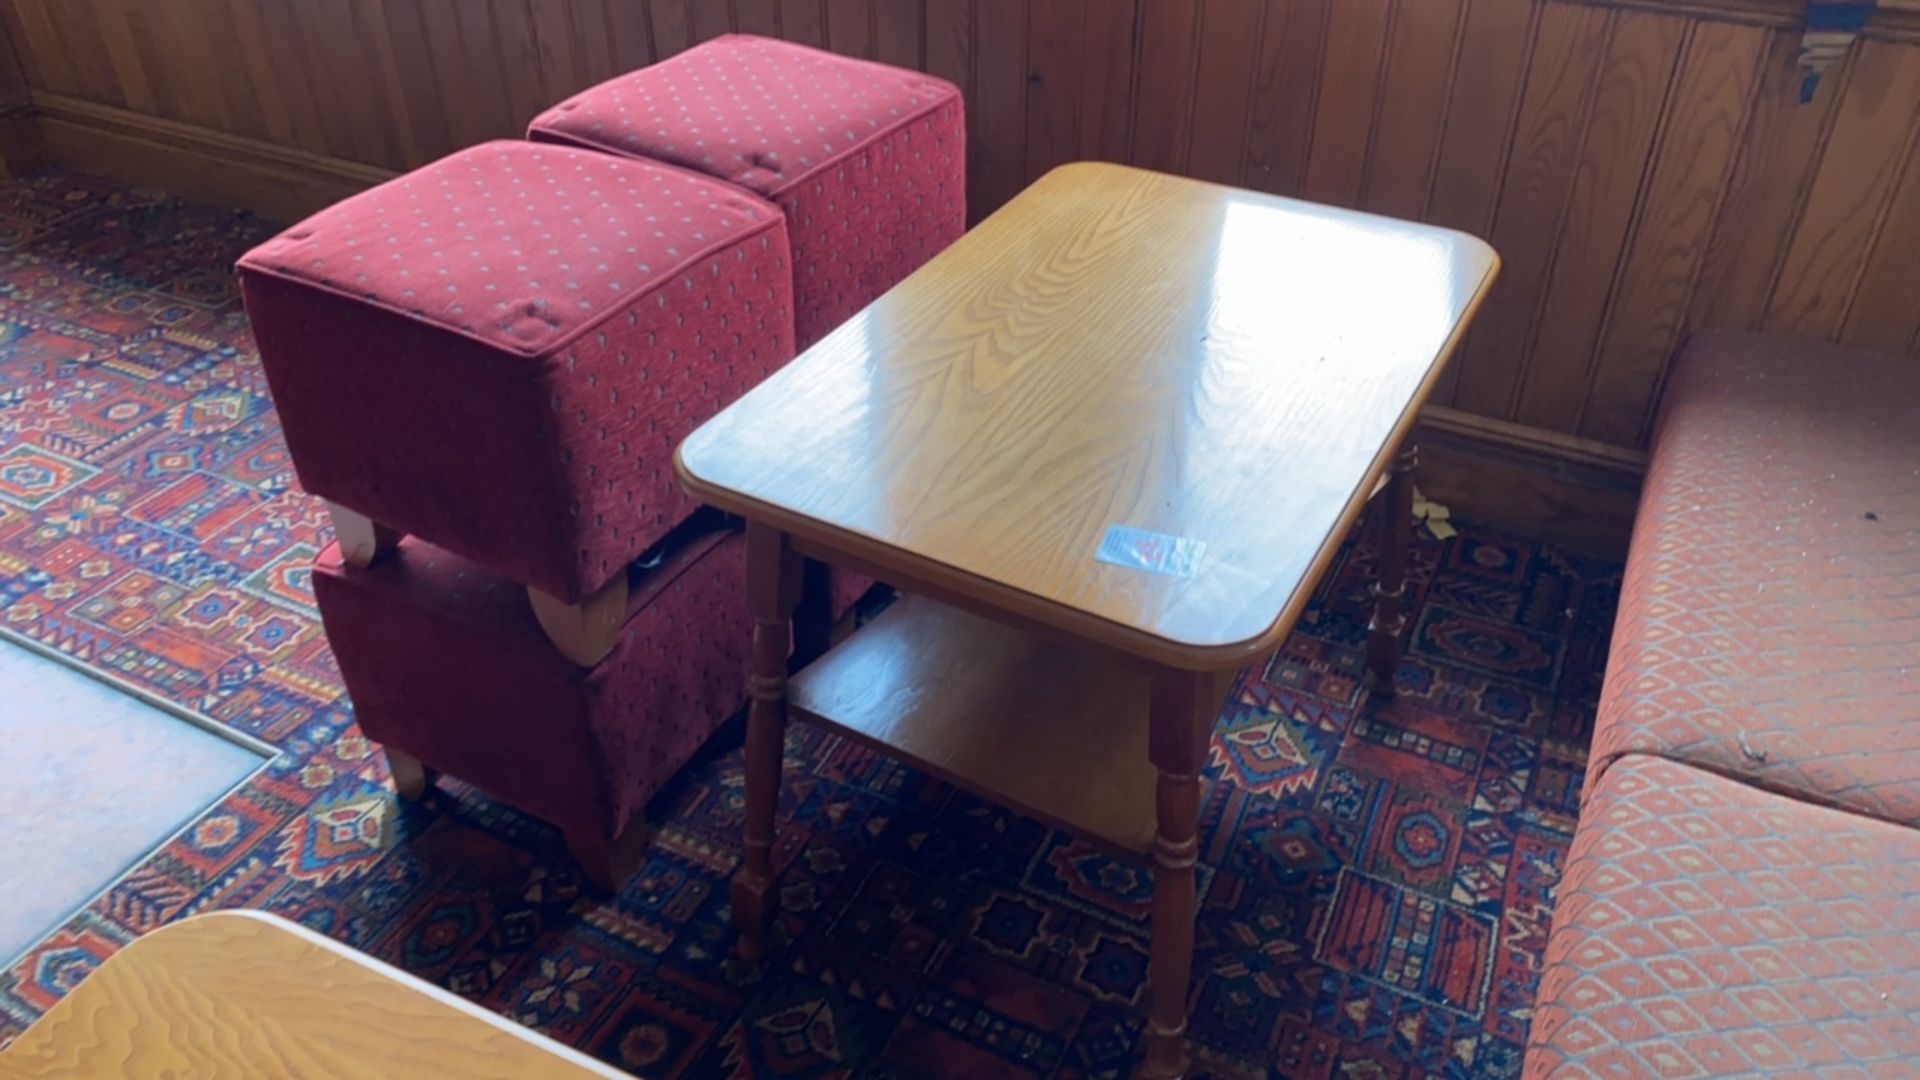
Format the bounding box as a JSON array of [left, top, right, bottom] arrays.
[[310, 515, 749, 885], [1588, 331, 1920, 825], [528, 34, 965, 348], [1526, 755, 1920, 1077], [239, 140, 794, 605]]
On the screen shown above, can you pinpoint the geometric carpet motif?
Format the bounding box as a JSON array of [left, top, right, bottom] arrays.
[[0, 169, 1624, 1077]]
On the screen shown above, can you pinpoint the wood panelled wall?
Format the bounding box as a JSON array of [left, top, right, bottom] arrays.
[[5, 0, 1920, 454]]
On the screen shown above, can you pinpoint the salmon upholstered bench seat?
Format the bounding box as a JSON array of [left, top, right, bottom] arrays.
[[238, 139, 795, 616], [529, 34, 965, 349], [1586, 330, 1920, 824], [310, 513, 749, 888], [1525, 754, 1920, 1076]]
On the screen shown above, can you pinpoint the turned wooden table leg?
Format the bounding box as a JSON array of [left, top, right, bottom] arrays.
[[1367, 443, 1418, 697], [1141, 668, 1211, 1079], [732, 522, 800, 961]]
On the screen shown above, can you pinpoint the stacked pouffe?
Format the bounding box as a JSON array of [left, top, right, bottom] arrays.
[[240, 36, 966, 892], [530, 34, 966, 349], [239, 140, 796, 888]]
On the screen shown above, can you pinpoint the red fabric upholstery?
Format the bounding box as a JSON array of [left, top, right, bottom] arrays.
[[528, 34, 966, 348], [1525, 755, 1920, 1076], [240, 140, 795, 602], [1590, 330, 1920, 825], [311, 524, 750, 842]]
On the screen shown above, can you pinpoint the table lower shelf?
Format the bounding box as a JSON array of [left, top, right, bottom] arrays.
[[788, 594, 1185, 856]]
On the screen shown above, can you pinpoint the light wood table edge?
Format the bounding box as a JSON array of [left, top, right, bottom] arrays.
[[686, 194, 1502, 1077], [0, 911, 626, 1079], [673, 253, 1498, 674]]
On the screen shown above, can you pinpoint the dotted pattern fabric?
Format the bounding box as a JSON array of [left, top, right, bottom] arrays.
[[1588, 330, 1920, 826], [1524, 755, 1920, 1076], [311, 527, 751, 843], [529, 34, 966, 349], [239, 141, 796, 602]]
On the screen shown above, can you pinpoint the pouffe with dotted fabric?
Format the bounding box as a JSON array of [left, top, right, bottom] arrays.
[[238, 139, 795, 604], [528, 34, 965, 349], [310, 515, 750, 848]]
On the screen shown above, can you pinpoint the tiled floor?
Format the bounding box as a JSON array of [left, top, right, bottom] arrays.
[[0, 636, 266, 964]]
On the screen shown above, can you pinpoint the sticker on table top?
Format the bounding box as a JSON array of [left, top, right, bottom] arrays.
[[1096, 525, 1205, 578]]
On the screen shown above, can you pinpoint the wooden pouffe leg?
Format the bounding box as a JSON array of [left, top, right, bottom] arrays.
[[1141, 668, 1211, 1079], [326, 501, 402, 568], [732, 523, 801, 961], [527, 573, 629, 667], [386, 748, 437, 801], [566, 815, 650, 893], [1366, 444, 1418, 696]]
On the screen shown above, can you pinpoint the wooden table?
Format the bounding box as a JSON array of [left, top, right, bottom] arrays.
[[0, 912, 624, 1079], [677, 163, 1498, 1077]]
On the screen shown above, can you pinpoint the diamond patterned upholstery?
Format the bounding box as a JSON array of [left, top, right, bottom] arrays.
[[1589, 330, 1920, 825], [1525, 754, 1920, 1076], [529, 34, 966, 349]]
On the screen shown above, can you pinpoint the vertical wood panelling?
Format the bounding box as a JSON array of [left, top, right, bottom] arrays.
[[1450, 2, 1609, 418], [257, 0, 335, 154], [922, 0, 971, 90], [1240, 0, 1328, 197], [969, 0, 1026, 219], [344, 0, 420, 163], [1076, 0, 1138, 164], [529, 0, 588, 102], [490, 0, 551, 130], [1360, 0, 1467, 220], [827, 0, 873, 57], [10, 0, 1920, 453], [779, 0, 825, 47], [374, 0, 452, 164], [1300, 0, 1393, 206], [690, 0, 732, 44], [1761, 40, 1920, 339], [1687, 30, 1845, 330], [1423, 0, 1537, 405], [1513, 12, 1685, 430], [604, 2, 658, 71], [1840, 135, 1920, 354], [735, 0, 780, 38], [1130, 0, 1201, 173], [876, 1, 921, 67], [1582, 21, 1766, 445], [93, 1, 155, 114], [649, 0, 692, 58], [1184, 0, 1262, 185], [1024, 0, 1084, 179]]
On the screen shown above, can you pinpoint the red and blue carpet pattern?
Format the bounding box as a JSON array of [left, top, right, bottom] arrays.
[[0, 169, 1622, 1077]]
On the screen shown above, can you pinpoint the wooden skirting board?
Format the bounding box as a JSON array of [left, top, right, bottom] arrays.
[[1416, 407, 1645, 558], [27, 93, 395, 223], [7, 96, 1647, 557]]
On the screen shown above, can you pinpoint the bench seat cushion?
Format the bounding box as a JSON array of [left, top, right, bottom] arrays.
[[1526, 754, 1920, 1077], [1588, 330, 1920, 825], [529, 34, 965, 349]]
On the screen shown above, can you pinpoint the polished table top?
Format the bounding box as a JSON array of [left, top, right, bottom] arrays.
[[679, 162, 1499, 669], [0, 912, 623, 1078]]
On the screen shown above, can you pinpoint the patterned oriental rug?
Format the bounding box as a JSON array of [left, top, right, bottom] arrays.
[[0, 169, 1621, 1078]]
